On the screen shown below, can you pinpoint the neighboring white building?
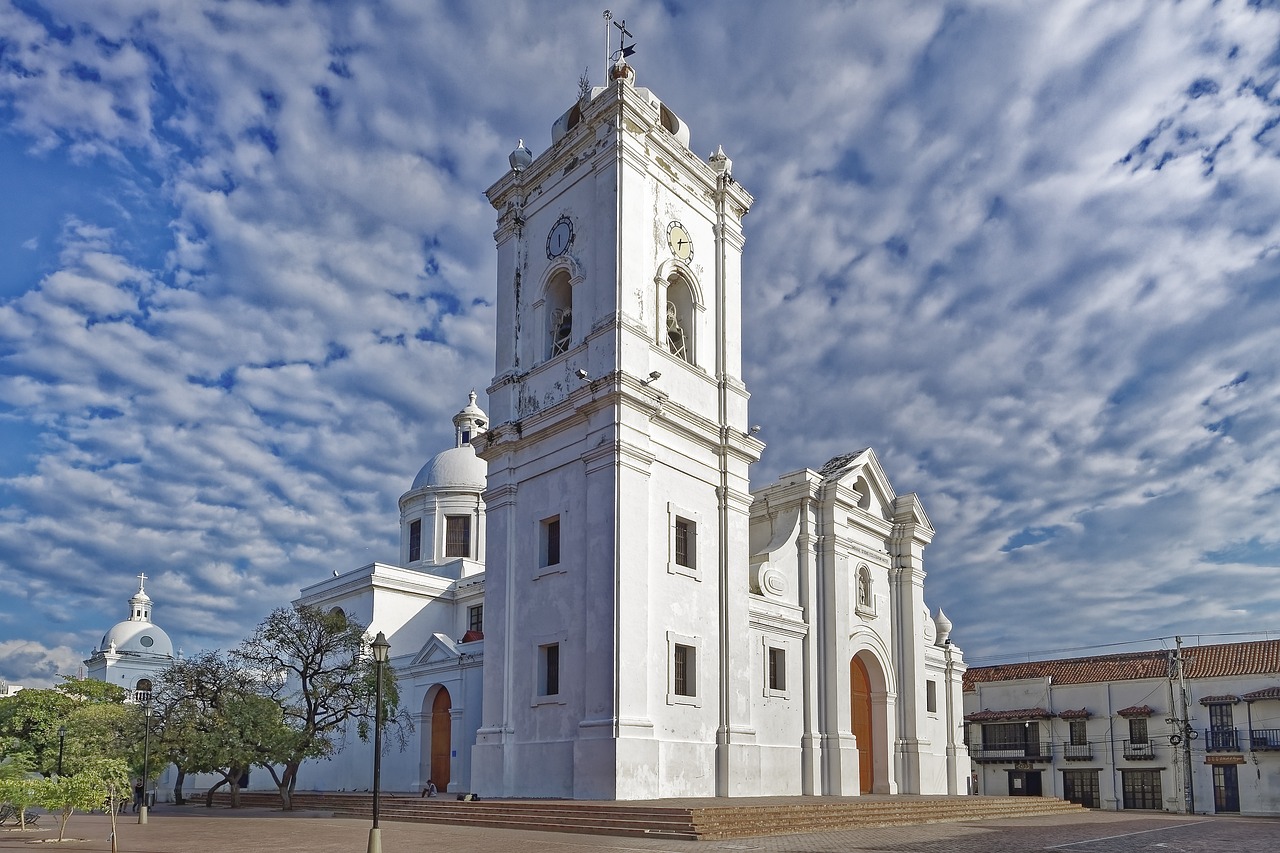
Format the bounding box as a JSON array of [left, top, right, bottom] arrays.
[[1, 682, 23, 698], [964, 639, 1280, 815], [296, 61, 968, 800], [85, 574, 175, 704]]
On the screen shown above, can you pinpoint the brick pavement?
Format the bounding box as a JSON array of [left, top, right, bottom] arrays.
[[1, 806, 1276, 852]]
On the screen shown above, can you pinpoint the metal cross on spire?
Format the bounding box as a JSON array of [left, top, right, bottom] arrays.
[[603, 10, 637, 79], [136, 571, 148, 590]]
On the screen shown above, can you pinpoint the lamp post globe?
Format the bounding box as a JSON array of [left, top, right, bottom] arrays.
[[367, 631, 390, 853]]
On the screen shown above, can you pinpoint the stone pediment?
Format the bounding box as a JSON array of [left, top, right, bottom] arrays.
[[818, 448, 898, 520], [412, 633, 460, 667]]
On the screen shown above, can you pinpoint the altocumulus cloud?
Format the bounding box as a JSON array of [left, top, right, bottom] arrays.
[[2, 0, 1280, 686]]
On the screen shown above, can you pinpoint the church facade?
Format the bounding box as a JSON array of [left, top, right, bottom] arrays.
[[296, 62, 968, 800]]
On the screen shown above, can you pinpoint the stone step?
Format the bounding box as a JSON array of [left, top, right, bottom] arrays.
[[211, 791, 1085, 839]]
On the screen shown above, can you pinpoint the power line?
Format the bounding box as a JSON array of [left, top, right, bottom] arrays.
[[965, 629, 1280, 665]]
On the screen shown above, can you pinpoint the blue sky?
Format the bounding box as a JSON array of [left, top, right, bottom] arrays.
[[3, 0, 1280, 687]]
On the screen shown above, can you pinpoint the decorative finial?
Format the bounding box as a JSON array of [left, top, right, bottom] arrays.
[[709, 145, 732, 175], [468, 389, 478, 405], [136, 572, 148, 592], [509, 139, 532, 173]]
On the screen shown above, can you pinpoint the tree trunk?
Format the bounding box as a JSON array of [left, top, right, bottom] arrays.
[[204, 777, 228, 808], [172, 767, 187, 805]]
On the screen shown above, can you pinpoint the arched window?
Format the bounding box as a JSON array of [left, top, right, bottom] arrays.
[[665, 276, 695, 365], [546, 272, 573, 360]]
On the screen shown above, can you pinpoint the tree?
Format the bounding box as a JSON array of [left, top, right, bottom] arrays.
[[150, 652, 294, 807], [0, 770, 43, 831], [38, 758, 130, 842], [0, 678, 129, 776], [233, 605, 405, 810]]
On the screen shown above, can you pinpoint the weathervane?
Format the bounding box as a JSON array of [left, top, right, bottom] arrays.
[[603, 10, 636, 79]]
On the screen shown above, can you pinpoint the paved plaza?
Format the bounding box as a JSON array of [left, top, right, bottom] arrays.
[[2, 806, 1276, 852]]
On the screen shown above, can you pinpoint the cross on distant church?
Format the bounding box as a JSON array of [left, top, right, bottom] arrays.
[[137, 572, 147, 588]]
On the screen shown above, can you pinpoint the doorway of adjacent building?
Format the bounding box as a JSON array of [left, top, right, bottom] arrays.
[[1061, 769, 1100, 808], [430, 687, 452, 792], [1007, 770, 1042, 796], [1213, 764, 1240, 813], [850, 656, 873, 794]]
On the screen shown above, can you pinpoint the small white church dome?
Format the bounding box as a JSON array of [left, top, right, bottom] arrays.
[[412, 444, 487, 490], [101, 619, 174, 658]]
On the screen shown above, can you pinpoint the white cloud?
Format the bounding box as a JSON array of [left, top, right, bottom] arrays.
[[2, 0, 1280, 686]]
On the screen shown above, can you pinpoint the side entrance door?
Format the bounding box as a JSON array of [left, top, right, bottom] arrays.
[[1213, 764, 1240, 813], [1008, 770, 1042, 796]]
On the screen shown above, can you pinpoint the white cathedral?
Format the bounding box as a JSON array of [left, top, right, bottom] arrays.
[[94, 61, 970, 801]]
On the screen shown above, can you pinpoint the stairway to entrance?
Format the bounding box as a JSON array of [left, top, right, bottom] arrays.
[[211, 791, 1085, 840]]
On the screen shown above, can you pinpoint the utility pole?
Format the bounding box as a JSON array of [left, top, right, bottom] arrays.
[[1174, 636, 1195, 814]]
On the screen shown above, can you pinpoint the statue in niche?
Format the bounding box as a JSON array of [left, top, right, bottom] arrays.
[[666, 302, 687, 361], [550, 307, 572, 356]]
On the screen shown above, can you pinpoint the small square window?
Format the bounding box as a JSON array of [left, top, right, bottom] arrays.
[[408, 518, 422, 563], [768, 647, 786, 692], [467, 604, 483, 634], [926, 679, 937, 713], [445, 515, 471, 558], [542, 516, 561, 568], [673, 644, 695, 697], [539, 643, 560, 697]]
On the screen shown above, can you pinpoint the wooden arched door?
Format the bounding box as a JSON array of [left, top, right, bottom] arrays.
[[430, 688, 452, 792], [850, 656, 873, 794]]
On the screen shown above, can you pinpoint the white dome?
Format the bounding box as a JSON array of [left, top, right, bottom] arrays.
[[411, 444, 487, 490], [101, 620, 174, 658]]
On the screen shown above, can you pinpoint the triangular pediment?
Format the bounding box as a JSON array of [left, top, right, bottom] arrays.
[[412, 632, 460, 667], [818, 448, 898, 520]]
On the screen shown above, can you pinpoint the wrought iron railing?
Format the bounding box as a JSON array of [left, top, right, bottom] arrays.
[[1204, 727, 1239, 751], [970, 742, 1052, 761], [1061, 742, 1093, 761], [1122, 740, 1155, 759]]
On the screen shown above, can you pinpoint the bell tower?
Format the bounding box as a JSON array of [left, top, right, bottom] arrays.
[[472, 59, 762, 799]]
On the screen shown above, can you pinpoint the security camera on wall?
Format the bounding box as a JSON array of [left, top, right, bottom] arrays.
[[575, 368, 589, 380]]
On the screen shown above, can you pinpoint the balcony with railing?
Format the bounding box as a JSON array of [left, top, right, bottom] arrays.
[[1061, 742, 1093, 761], [1250, 729, 1280, 751], [1204, 727, 1240, 752], [970, 741, 1053, 762], [1122, 740, 1155, 760]]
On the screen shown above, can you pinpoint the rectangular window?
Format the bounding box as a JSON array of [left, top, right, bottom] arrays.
[[1069, 720, 1087, 746], [1128, 717, 1148, 744], [673, 644, 696, 697], [542, 516, 561, 567], [926, 680, 938, 713], [768, 647, 786, 692], [467, 604, 483, 634], [539, 643, 560, 697], [675, 517, 695, 569], [445, 515, 471, 558], [1121, 770, 1162, 810], [408, 518, 422, 562]]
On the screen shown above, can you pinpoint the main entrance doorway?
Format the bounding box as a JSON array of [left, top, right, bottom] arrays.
[[430, 687, 452, 792], [850, 656, 873, 794]]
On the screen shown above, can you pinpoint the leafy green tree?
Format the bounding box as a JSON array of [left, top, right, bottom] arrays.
[[0, 678, 128, 776], [39, 758, 130, 842], [0, 773, 44, 830], [233, 605, 406, 810], [151, 652, 294, 807]]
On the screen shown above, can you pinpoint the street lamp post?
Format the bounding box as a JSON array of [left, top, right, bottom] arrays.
[[56, 725, 66, 776], [368, 631, 390, 853], [138, 704, 152, 825]]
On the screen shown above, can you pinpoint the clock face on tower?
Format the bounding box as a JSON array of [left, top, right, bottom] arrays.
[[667, 221, 693, 262], [547, 215, 574, 259]]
